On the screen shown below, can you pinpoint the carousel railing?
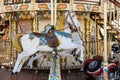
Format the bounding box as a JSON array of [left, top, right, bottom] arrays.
[[4, 0, 102, 5], [35, 0, 70, 3], [57, 0, 70, 3], [4, 0, 31, 5], [74, 0, 101, 6], [4, 0, 70, 5], [109, 0, 120, 8], [35, 0, 50, 3]]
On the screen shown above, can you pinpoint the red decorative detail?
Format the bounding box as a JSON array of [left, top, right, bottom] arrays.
[[20, 5, 29, 10], [108, 63, 118, 73], [83, 59, 93, 75], [76, 5, 85, 10], [57, 4, 67, 9], [92, 6, 99, 12], [86, 68, 103, 76], [38, 4, 49, 9], [5, 6, 13, 11]]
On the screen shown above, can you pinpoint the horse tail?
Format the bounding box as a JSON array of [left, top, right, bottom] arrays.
[[13, 34, 24, 53]]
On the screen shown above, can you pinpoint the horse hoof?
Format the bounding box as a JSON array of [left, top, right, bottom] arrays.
[[15, 72, 18, 74], [10, 71, 17, 75], [10, 71, 15, 75], [27, 65, 30, 68], [72, 62, 75, 65], [10, 72, 14, 75], [79, 60, 82, 64]]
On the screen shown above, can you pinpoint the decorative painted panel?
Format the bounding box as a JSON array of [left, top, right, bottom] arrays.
[[17, 19, 32, 33]]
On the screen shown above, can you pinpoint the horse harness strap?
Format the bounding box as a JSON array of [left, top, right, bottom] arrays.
[[33, 31, 59, 48], [33, 32, 45, 37], [65, 11, 77, 31]]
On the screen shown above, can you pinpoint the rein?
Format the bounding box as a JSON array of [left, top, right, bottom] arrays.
[[66, 11, 85, 46]]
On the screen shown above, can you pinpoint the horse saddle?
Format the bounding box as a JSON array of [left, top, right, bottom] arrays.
[[33, 31, 59, 48]]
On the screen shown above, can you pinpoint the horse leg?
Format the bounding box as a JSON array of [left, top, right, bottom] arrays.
[[27, 54, 38, 69], [58, 51, 75, 66], [16, 56, 29, 73], [12, 51, 26, 74], [27, 53, 44, 69], [37, 55, 44, 68], [63, 43, 84, 64], [12, 50, 36, 74], [74, 46, 84, 64], [63, 53, 76, 66], [79, 46, 84, 63]]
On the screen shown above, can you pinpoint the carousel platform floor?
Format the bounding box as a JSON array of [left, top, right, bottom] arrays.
[[0, 67, 94, 80]]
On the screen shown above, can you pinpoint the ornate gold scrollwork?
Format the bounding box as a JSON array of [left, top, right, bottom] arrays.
[[55, 11, 64, 31], [84, 17, 91, 59]]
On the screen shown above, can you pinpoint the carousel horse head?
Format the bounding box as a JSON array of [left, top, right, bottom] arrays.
[[65, 11, 80, 33]]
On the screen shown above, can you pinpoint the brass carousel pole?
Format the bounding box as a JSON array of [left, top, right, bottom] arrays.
[[12, 19, 17, 36], [51, 0, 54, 25], [30, 0, 38, 74], [54, 0, 57, 26], [108, 0, 112, 57], [95, 14, 99, 56], [70, 0, 74, 10], [31, 0, 37, 32], [32, 16, 37, 32], [68, 0, 75, 73], [12, 13, 17, 65], [9, 13, 14, 70], [49, 0, 61, 80], [103, 0, 108, 79], [84, 13, 91, 59]]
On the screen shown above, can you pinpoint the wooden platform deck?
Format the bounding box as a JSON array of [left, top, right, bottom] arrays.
[[0, 67, 91, 80]]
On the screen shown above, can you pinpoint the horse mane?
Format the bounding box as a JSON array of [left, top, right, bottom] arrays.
[[13, 34, 24, 53], [41, 24, 54, 34]]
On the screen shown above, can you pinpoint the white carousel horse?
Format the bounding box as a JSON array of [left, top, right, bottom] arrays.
[[12, 11, 84, 74], [12, 25, 54, 73], [14, 25, 76, 72]]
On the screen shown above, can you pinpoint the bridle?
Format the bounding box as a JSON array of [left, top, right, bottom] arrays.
[[65, 11, 85, 46], [65, 11, 78, 32]]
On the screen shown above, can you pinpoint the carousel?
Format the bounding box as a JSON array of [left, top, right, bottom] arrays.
[[0, 0, 120, 80]]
